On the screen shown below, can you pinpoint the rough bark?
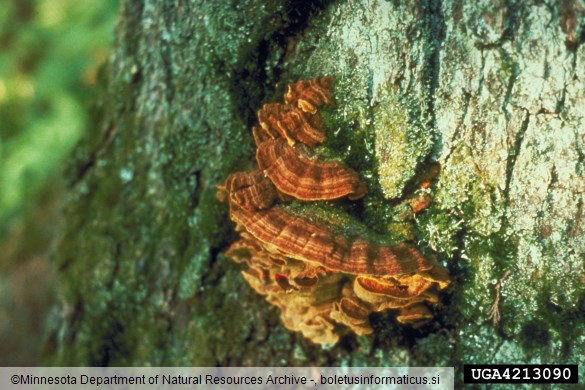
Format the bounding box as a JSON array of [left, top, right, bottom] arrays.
[[46, 0, 585, 384]]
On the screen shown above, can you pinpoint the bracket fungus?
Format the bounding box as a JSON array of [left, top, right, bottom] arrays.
[[257, 103, 326, 147], [218, 76, 450, 344], [284, 77, 334, 114], [256, 139, 367, 201]]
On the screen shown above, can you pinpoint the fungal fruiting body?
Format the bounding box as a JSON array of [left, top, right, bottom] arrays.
[[219, 76, 450, 344], [256, 139, 367, 201]]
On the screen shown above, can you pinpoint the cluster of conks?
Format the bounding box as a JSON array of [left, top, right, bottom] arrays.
[[218, 76, 450, 344]]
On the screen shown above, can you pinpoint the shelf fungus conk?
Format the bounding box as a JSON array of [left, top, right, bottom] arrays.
[[218, 76, 450, 344]]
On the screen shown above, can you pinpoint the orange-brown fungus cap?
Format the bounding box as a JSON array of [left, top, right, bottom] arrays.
[[409, 193, 432, 214], [252, 126, 273, 147], [354, 275, 434, 301], [330, 297, 372, 333], [262, 273, 345, 344], [222, 170, 278, 211], [256, 103, 326, 148], [416, 162, 441, 189], [284, 76, 334, 114], [230, 204, 436, 278], [256, 139, 367, 201], [396, 304, 433, 324]]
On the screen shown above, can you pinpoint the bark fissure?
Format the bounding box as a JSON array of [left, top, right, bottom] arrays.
[[424, 0, 445, 141], [160, 1, 176, 106], [503, 109, 530, 213], [500, 51, 519, 122]]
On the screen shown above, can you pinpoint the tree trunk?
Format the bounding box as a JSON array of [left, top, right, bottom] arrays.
[[46, 0, 585, 382]]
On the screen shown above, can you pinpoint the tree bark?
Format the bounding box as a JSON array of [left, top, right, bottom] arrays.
[[46, 0, 585, 383]]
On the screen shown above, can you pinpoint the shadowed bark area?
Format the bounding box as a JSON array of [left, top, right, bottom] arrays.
[[45, 0, 585, 384]]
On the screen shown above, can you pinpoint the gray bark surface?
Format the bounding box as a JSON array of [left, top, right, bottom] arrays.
[[46, 0, 585, 384]]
